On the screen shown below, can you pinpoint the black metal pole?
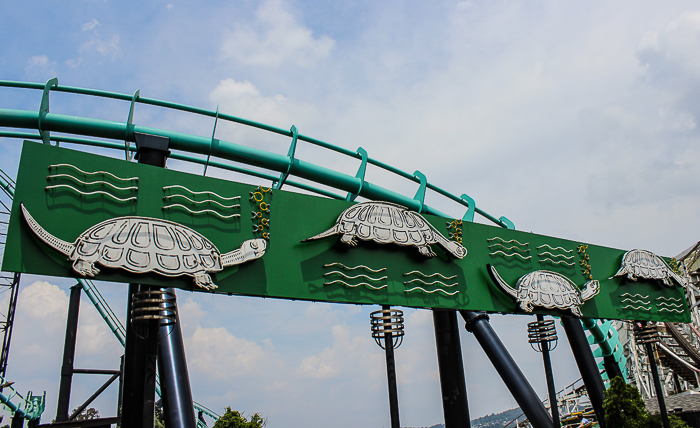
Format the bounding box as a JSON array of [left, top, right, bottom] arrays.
[[459, 311, 553, 428], [537, 315, 559, 428], [122, 284, 159, 427], [158, 288, 196, 428], [11, 412, 23, 428], [560, 317, 606, 428], [645, 332, 671, 428], [383, 305, 400, 428], [55, 282, 82, 422], [121, 133, 171, 428], [603, 355, 623, 381], [433, 309, 470, 428]]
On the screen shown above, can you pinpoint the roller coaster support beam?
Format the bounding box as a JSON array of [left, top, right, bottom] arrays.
[[0, 273, 20, 379], [56, 283, 82, 422], [122, 135, 170, 427], [561, 317, 606, 427], [460, 311, 552, 428], [433, 310, 470, 428], [158, 289, 196, 428]]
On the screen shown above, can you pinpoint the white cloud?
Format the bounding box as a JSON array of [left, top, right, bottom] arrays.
[[78, 19, 120, 60], [187, 326, 269, 378], [24, 55, 56, 80], [81, 34, 121, 59], [82, 19, 100, 32], [220, 0, 335, 67], [208, 78, 321, 152]]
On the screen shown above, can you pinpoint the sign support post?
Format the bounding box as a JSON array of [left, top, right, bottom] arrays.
[[433, 309, 470, 428]]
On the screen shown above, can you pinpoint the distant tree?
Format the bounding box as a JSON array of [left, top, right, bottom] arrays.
[[155, 401, 165, 428], [604, 377, 689, 428], [213, 407, 267, 428], [72, 407, 99, 420], [646, 414, 690, 428]]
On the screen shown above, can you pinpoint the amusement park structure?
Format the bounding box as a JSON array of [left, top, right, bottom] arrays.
[[0, 78, 698, 428]]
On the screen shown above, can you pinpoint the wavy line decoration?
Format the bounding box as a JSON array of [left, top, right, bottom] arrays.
[[402, 270, 461, 296], [323, 263, 386, 273], [487, 237, 530, 261], [323, 280, 388, 290], [163, 185, 240, 201], [48, 164, 138, 182], [404, 279, 457, 287], [620, 293, 650, 299], [162, 204, 241, 219], [404, 287, 459, 296], [163, 186, 242, 222], [623, 305, 652, 311], [488, 250, 532, 260], [537, 244, 573, 253], [322, 263, 387, 291], [323, 271, 388, 282], [620, 298, 651, 305], [163, 194, 240, 209], [487, 244, 530, 253], [45, 164, 139, 204], [45, 185, 138, 203], [403, 271, 456, 280], [656, 296, 682, 302], [538, 251, 575, 260], [539, 258, 575, 266], [488, 237, 529, 247], [656, 301, 684, 308], [621, 304, 651, 311], [658, 307, 685, 313], [537, 245, 576, 270], [47, 174, 138, 192]]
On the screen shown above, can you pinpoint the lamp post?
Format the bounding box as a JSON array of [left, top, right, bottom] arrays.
[[370, 306, 404, 428], [528, 314, 560, 428]]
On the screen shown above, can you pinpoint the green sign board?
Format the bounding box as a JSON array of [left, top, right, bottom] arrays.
[[2, 142, 690, 322]]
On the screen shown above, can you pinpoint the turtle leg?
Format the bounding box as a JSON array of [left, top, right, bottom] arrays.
[[193, 272, 218, 290], [519, 300, 534, 313], [627, 273, 638, 281], [418, 245, 436, 258], [340, 233, 358, 247], [72, 259, 100, 277], [570, 306, 583, 317]]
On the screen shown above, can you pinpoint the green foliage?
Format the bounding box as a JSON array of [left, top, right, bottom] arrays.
[[604, 377, 648, 428], [213, 407, 267, 428], [647, 414, 690, 428], [72, 407, 99, 420], [604, 377, 690, 428]]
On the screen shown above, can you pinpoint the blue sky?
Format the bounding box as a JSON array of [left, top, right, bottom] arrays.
[[2, 0, 700, 426]]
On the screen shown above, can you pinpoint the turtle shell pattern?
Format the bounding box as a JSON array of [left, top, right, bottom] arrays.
[[614, 249, 682, 286], [516, 271, 583, 310], [70, 217, 222, 277], [338, 202, 440, 246]]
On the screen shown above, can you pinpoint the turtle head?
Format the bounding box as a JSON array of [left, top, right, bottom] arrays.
[[243, 238, 267, 258], [444, 240, 467, 259], [580, 279, 600, 301]]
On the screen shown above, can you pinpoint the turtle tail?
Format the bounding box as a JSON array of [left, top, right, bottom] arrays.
[[301, 225, 340, 243], [21, 203, 75, 256], [487, 264, 518, 300]]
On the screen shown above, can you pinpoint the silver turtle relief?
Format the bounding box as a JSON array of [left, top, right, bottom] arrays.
[[303, 201, 467, 259], [21, 203, 266, 290], [488, 264, 600, 317], [611, 249, 686, 287]]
